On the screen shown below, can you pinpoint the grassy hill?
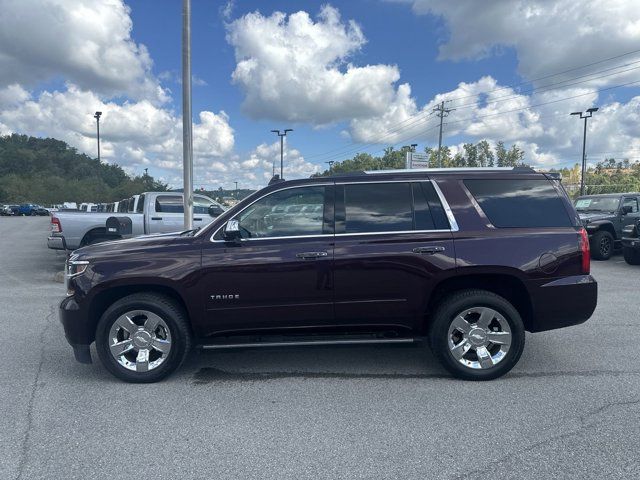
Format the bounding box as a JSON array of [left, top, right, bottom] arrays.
[[0, 134, 167, 204]]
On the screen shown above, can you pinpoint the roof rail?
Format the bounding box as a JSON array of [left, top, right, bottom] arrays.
[[364, 167, 535, 174]]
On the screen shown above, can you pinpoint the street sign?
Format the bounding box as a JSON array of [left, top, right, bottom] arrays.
[[405, 152, 430, 169]]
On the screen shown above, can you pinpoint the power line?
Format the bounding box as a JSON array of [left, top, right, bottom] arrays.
[[306, 50, 640, 164]]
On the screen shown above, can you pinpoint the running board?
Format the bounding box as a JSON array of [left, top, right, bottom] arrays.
[[200, 337, 416, 350]]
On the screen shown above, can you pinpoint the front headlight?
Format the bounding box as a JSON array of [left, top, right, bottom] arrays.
[[66, 260, 89, 277], [65, 257, 89, 295]]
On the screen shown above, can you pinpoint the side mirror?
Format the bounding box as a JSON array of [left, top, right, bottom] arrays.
[[208, 204, 224, 217], [621, 205, 633, 215], [223, 219, 241, 242]]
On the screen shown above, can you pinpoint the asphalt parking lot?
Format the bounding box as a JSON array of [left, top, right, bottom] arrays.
[[1, 216, 639, 480]]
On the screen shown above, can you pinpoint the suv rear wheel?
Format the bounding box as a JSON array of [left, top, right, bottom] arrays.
[[95, 293, 191, 383], [429, 289, 525, 380], [591, 230, 614, 260]]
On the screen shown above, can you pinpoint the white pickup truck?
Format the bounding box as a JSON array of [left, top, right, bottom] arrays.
[[47, 191, 225, 251]]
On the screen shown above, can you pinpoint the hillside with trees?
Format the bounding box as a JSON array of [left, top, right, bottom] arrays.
[[0, 134, 168, 204]]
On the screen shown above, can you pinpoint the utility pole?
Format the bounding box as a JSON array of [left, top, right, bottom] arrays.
[[93, 111, 102, 162], [272, 161, 275, 177], [234, 181, 238, 200], [181, 0, 194, 230], [432, 101, 454, 168], [571, 107, 599, 196], [271, 129, 293, 179], [144, 168, 148, 176]]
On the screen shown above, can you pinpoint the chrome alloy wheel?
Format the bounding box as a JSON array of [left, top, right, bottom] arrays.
[[108, 310, 172, 372], [447, 306, 512, 370]]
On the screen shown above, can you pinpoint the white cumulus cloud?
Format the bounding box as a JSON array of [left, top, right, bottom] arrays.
[[226, 5, 403, 124]]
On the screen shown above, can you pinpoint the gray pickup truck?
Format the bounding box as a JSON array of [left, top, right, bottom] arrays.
[[48, 191, 225, 251], [575, 193, 640, 260]]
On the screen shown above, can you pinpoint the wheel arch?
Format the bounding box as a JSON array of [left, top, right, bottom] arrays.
[[87, 283, 192, 344], [425, 271, 533, 333], [589, 222, 616, 239], [81, 227, 121, 246]]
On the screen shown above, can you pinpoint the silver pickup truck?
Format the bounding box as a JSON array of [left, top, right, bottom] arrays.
[[47, 191, 225, 250]]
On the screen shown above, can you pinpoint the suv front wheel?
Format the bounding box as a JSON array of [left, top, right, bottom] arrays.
[[95, 293, 192, 383], [429, 289, 525, 380]]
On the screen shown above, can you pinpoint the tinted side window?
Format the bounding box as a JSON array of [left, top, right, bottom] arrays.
[[623, 197, 639, 213], [413, 182, 450, 230], [155, 195, 184, 213], [344, 183, 413, 233], [194, 196, 212, 214], [238, 186, 326, 238], [136, 194, 145, 213], [464, 179, 572, 228]]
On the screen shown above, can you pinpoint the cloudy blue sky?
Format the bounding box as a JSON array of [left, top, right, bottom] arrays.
[[1, 0, 640, 189]]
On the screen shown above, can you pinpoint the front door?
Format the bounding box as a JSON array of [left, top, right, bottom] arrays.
[[620, 196, 640, 230], [198, 184, 335, 337], [332, 180, 456, 331]]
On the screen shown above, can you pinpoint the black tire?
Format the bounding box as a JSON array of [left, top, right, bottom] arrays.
[[95, 293, 192, 383], [590, 230, 614, 260], [428, 289, 525, 381], [623, 246, 640, 265]]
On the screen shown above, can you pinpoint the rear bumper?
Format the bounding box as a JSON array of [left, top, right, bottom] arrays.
[[47, 235, 67, 250], [528, 274, 597, 332], [621, 237, 640, 250]]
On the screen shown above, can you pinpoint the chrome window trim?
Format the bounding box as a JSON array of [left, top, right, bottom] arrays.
[[431, 180, 459, 232], [209, 183, 333, 242], [209, 179, 459, 242]]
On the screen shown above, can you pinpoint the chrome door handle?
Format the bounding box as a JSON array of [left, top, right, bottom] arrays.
[[413, 246, 445, 255], [296, 251, 328, 259]]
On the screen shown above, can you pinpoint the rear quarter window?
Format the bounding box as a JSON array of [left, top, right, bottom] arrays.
[[464, 178, 572, 228]]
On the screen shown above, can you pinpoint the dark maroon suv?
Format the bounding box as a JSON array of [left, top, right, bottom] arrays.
[[60, 167, 597, 382]]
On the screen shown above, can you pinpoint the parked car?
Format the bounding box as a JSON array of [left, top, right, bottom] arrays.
[[33, 205, 50, 216], [18, 203, 39, 216], [621, 218, 640, 265], [48, 191, 225, 250], [0, 205, 12, 216], [6, 205, 20, 215], [574, 193, 640, 260], [60, 167, 597, 383]]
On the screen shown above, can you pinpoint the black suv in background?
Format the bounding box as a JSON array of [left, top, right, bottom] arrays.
[[60, 167, 597, 382], [621, 218, 640, 265], [575, 193, 640, 260]]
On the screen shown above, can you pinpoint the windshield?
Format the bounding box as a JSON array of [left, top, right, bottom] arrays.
[[575, 197, 619, 213]]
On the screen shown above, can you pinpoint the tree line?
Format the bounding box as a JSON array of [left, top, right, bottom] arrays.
[[313, 140, 526, 176], [0, 134, 168, 204]]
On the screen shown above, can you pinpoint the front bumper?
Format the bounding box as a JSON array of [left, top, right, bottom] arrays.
[[59, 295, 93, 364], [47, 235, 67, 250], [528, 274, 598, 332], [621, 236, 640, 250]]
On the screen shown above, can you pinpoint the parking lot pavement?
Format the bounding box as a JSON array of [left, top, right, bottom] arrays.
[[1, 216, 639, 480]]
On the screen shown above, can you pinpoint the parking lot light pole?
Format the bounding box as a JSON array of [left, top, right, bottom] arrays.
[[93, 111, 102, 162], [271, 129, 293, 179], [182, 0, 193, 230], [571, 107, 598, 196]]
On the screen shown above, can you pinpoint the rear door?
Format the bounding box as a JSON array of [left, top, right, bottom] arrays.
[[332, 180, 456, 331]]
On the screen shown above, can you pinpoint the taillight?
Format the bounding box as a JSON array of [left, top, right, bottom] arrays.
[[51, 217, 62, 233], [579, 227, 590, 274]]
